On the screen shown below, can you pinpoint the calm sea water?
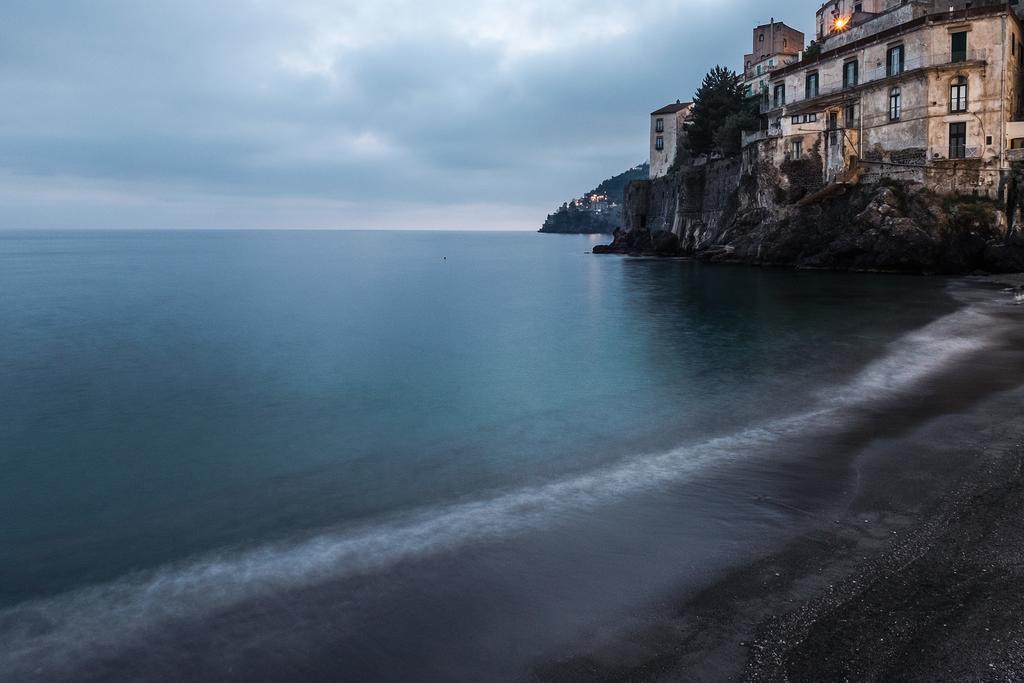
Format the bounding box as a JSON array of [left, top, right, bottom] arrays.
[[0, 230, 976, 680]]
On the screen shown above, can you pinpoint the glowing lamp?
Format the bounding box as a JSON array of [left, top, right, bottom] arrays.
[[833, 16, 849, 31]]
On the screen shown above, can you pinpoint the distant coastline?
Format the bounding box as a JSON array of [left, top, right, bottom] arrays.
[[539, 163, 647, 235]]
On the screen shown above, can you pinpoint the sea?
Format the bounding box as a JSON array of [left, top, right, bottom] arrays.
[[0, 229, 1018, 680]]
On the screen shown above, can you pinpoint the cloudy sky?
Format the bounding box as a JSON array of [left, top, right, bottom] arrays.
[[1, 0, 811, 230]]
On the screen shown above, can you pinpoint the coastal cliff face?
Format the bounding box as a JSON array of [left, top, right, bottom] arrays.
[[596, 155, 1024, 274]]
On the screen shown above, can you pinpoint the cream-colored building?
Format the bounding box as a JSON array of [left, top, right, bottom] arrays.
[[747, 2, 1024, 197], [816, 0, 894, 42], [649, 101, 693, 178]]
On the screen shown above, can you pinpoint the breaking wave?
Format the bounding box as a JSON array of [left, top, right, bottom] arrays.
[[0, 300, 1008, 679]]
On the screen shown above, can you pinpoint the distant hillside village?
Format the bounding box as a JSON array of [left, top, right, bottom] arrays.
[[596, 0, 1024, 273], [539, 164, 648, 234], [650, 0, 1024, 193]]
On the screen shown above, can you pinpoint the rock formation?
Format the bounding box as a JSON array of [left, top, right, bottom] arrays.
[[595, 155, 1024, 274]]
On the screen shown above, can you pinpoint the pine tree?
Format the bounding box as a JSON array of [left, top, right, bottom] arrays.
[[687, 65, 750, 157]]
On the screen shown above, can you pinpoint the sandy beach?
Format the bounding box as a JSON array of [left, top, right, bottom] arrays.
[[536, 278, 1024, 681]]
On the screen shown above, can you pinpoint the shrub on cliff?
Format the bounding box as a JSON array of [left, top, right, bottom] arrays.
[[804, 40, 822, 61], [714, 104, 761, 158], [687, 66, 748, 157]]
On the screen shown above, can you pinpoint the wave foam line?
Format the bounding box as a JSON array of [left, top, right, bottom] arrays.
[[0, 304, 1002, 677]]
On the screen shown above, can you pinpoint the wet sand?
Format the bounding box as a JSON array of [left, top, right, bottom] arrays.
[[535, 280, 1024, 681]]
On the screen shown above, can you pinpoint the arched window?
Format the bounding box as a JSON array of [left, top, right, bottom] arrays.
[[950, 76, 968, 112], [889, 87, 902, 121]]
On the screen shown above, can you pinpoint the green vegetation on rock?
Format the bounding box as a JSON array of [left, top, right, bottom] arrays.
[[540, 163, 648, 234]]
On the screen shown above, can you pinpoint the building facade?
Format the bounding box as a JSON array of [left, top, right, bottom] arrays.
[[816, 0, 894, 42], [743, 19, 806, 98], [749, 2, 1024, 197], [649, 101, 693, 178]]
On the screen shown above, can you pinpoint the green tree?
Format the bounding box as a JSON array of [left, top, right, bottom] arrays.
[[713, 100, 761, 158], [687, 65, 750, 157], [804, 39, 822, 61]]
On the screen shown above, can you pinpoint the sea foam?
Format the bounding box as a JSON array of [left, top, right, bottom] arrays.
[[0, 302, 1004, 679]]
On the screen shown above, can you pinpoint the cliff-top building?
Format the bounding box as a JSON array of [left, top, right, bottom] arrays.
[[815, 0, 891, 42], [649, 101, 693, 178], [746, 0, 1024, 200], [743, 19, 806, 98]]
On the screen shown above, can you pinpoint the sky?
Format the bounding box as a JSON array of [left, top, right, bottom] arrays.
[[0, 1, 813, 230]]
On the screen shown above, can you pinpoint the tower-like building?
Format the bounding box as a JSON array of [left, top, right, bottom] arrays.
[[742, 19, 806, 99]]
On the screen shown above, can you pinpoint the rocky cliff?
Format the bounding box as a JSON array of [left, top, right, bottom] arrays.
[[596, 155, 1024, 274]]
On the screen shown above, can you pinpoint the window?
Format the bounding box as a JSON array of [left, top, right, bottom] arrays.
[[845, 103, 857, 127], [843, 60, 858, 88], [759, 33, 765, 43], [828, 111, 839, 145], [773, 83, 786, 108], [784, 38, 788, 48], [889, 87, 902, 121], [757, 65, 762, 76], [855, 2, 863, 11], [655, 118, 665, 133], [887, 45, 905, 77], [951, 31, 967, 63], [949, 122, 967, 159], [792, 115, 802, 124], [655, 136, 664, 151], [808, 112, 817, 122], [806, 72, 819, 98], [950, 76, 968, 112], [792, 139, 803, 159]]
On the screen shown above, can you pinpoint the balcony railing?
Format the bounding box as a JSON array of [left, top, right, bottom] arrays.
[[951, 146, 981, 159], [862, 49, 985, 82], [744, 61, 788, 82], [741, 125, 783, 147], [766, 49, 987, 113]]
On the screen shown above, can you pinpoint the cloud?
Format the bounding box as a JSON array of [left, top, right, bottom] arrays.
[[0, 0, 813, 229]]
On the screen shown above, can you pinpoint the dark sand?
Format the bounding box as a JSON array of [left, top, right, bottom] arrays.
[[535, 280, 1024, 682]]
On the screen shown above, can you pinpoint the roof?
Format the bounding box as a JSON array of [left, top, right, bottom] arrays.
[[651, 101, 693, 116], [753, 19, 803, 34]]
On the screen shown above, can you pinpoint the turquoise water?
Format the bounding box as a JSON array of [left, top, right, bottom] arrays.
[[0, 231, 967, 679]]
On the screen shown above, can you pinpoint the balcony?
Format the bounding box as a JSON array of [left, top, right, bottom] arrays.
[[1006, 121, 1024, 141], [861, 49, 985, 82], [741, 125, 783, 148], [744, 61, 786, 82], [779, 49, 987, 113]]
